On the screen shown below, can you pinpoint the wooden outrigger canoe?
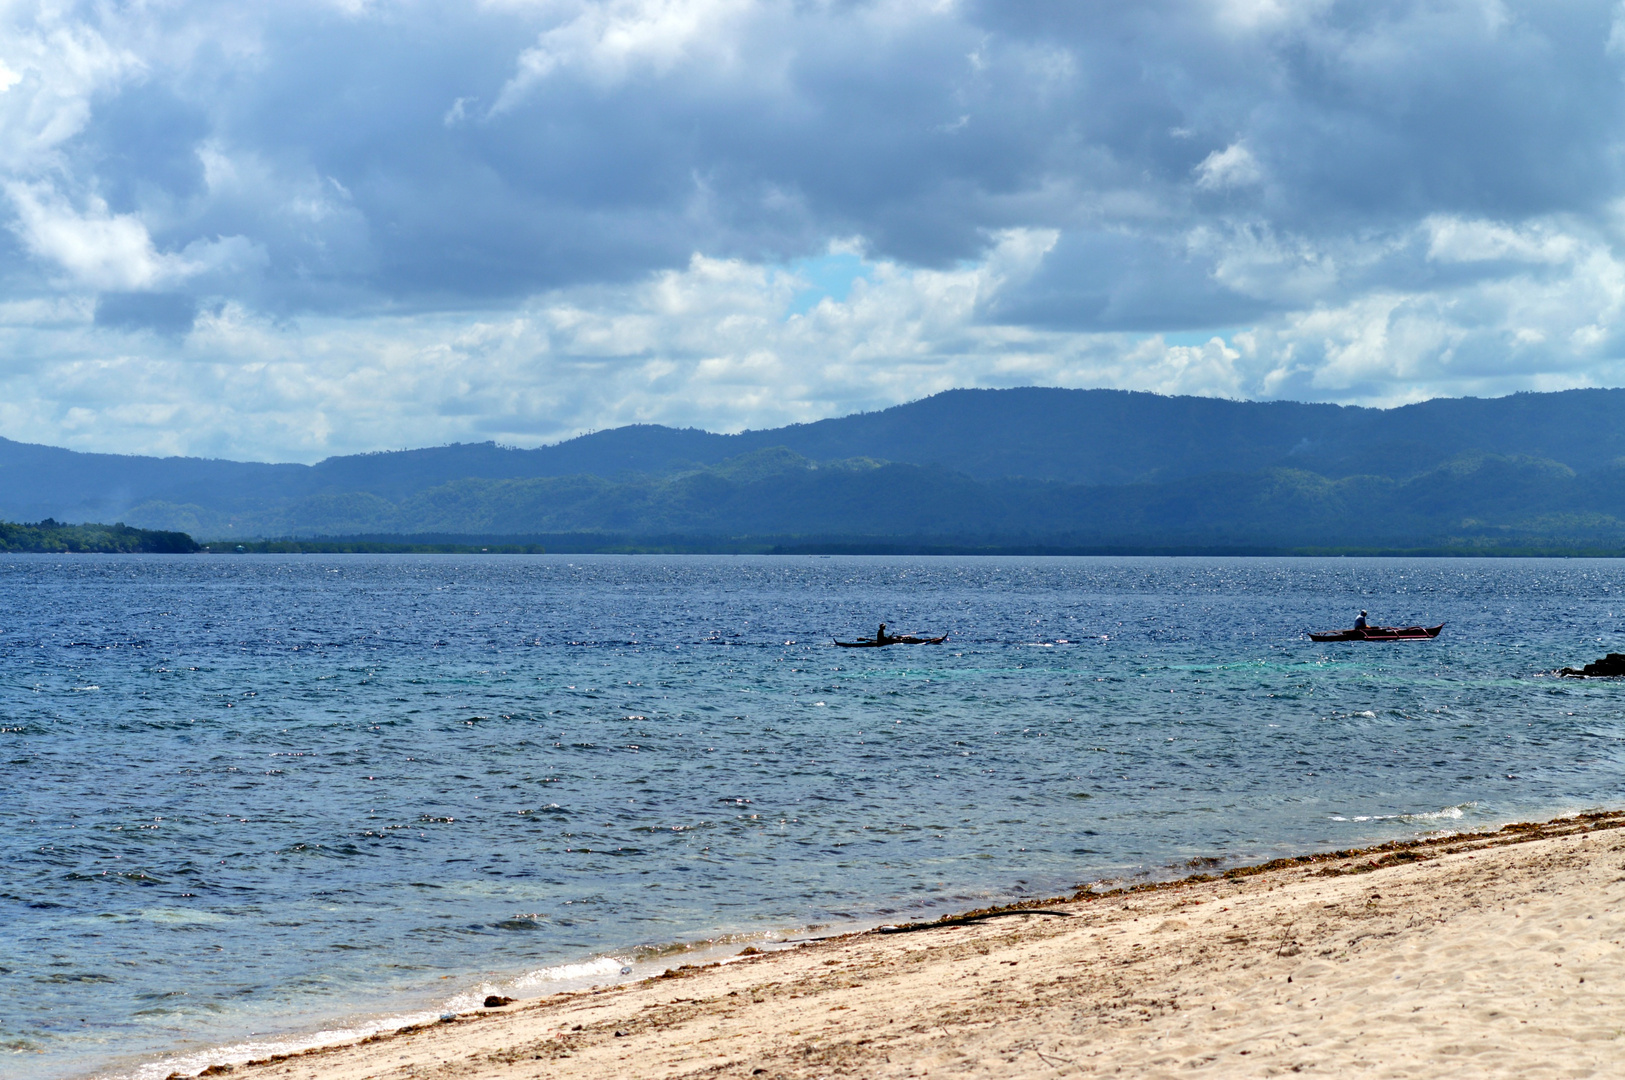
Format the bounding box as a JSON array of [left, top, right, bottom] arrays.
[[1309, 623, 1444, 642], [834, 634, 948, 648]]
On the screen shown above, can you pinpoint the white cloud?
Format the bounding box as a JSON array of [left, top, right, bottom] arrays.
[[1608, 0, 1625, 56], [1194, 142, 1264, 191], [443, 96, 475, 126], [0, 231, 1105, 459], [494, 0, 758, 111], [1191, 222, 1335, 303], [6, 182, 172, 290], [0, 9, 145, 173], [1212, 0, 1332, 33], [1425, 216, 1578, 264], [7, 214, 1624, 461], [0, 0, 1624, 460], [5, 181, 259, 291]]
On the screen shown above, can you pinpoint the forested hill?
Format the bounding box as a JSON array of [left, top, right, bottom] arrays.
[[7, 386, 1625, 548]]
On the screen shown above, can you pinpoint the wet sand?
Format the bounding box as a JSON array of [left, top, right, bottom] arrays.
[[199, 812, 1625, 1079]]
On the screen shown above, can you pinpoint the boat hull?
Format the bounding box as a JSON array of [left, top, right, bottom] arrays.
[[834, 635, 947, 648], [1309, 623, 1444, 642]]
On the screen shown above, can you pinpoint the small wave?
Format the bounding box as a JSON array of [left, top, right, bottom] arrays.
[[1409, 804, 1472, 821], [1330, 802, 1475, 824], [111, 958, 634, 1080], [508, 956, 629, 991], [118, 1012, 444, 1080]]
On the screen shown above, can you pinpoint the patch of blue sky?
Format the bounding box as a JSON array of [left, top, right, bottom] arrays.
[[784, 252, 871, 316]]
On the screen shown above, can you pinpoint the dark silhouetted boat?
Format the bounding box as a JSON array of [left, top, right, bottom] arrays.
[[1309, 623, 1444, 642], [834, 633, 948, 648]]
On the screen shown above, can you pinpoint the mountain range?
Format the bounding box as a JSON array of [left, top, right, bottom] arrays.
[[7, 387, 1625, 550]]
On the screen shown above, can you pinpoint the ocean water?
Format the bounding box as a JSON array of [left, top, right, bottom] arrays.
[[3, 554, 1624, 1079]]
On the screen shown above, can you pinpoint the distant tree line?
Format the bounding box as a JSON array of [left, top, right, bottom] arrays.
[[0, 519, 199, 553], [219, 539, 546, 554]]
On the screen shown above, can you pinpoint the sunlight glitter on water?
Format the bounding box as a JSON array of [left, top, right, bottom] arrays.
[[2, 554, 1623, 1079]]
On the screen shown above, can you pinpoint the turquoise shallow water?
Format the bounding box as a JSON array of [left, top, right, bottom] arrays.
[[2, 554, 1624, 1079]]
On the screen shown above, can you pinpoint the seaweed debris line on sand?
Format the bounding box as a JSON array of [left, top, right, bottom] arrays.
[[206, 811, 1625, 1080], [1557, 652, 1625, 677]]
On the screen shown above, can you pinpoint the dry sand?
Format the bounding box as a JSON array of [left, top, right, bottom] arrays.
[[201, 812, 1625, 1079]]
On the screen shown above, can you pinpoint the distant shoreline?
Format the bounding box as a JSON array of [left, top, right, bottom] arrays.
[[202, 540, 548, 555], [13, 515, 1625, 557], [203, 536, 1625, 556], [16, 537, 1625, 555]]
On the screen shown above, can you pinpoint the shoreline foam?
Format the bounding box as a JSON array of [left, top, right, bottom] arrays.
[[148, 809, 1625, 1079]]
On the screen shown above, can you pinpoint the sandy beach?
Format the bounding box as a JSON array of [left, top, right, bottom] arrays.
[[192, 812, 1625, 1079]]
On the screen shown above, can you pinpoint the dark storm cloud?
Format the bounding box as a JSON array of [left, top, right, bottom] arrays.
[[14, 0, 1623, 324], [969, 0, 1625, 327], [93, 292, 199, 335], [973, 0, 1625, 217], [983, 229, 1280, 332]]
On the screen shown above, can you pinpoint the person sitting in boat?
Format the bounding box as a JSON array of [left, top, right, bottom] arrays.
[[1354, 610, 1368, 630], [875, 622, 892, 644]]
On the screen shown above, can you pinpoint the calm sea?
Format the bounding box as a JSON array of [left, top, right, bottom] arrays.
[[3, 555, 1623, 1079]]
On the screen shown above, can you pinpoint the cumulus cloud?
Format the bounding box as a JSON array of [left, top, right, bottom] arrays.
[[1424, 216, 1578, 265], [1194, 143, 1263, 191], [493, 0, 759, 109], [5, 182, 259, 292], [0, 0, 1624, 458]]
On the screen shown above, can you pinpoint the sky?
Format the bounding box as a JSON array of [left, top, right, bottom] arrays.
[[5, 0, 1625, 461]]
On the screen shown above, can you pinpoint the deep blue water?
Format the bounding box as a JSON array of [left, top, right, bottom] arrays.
[[3, 555, 1624, 1079]]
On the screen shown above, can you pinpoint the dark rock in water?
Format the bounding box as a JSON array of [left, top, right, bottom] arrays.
[[1556, 652, 1625, 677], [483, 994, 515, 1007]]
